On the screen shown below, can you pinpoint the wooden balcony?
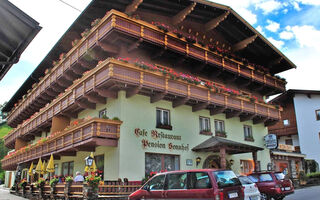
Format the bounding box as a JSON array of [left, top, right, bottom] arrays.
[[2, 118, 121, 170], [4, 58, 280, 149], [7, 9, 286, 128]]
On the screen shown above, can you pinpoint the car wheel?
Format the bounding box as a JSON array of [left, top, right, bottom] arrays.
[[261, 193, 269, 200]]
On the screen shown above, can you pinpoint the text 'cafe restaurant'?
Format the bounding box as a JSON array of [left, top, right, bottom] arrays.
[[1, 0, 295, 184]]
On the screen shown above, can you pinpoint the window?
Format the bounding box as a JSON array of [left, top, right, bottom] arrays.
[[99, 109, 107, 118], [167, 173, 187, 189], [285, 139, 293, 145], [156, 108, 171, 130], [213, 171, 241, 188], [244, 125, 253, 141], [283, 119, 290, 126], [54, 164, 59, 176], [240, 160, 255, 175], [95, 155, 104, 180], [62, 161, 74, 176], [145, 153, 179, 176], [214, 120, 225, 132], [259, 174, 273, 182], [144, 175, 165, 191], [189, 172, 212, 189], [316, 109, 320, 121], [199, 117, 211, 132]]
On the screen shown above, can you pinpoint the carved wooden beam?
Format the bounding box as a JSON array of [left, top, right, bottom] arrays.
[[72, 65, 86, 75], [61, 112, 78, 119], [128, 38, 143, 53], [46, 89, 58, 97], [253, 116, 268, 124], [226, 110, 241, 119], [267, 57, 283, 67], [125, 0, 143, 15], [232, 35, 258, 52], [150, 92, 167, 103], [192, 102, 209, 112], [76, 100, 96, 110], [97, 42, 119, 55], [205, 11, 230, 32], [85, 94, 106, 104], [240, 113, 255, 122], [264, 119, 278, 127], [210, 106, 226, 116], [126, 86, 142, 98], [56, 78, 72, 88], [64, 71, 79, 81], [172, 2, 197, 25], [51, 84, 64, 93], [172, 97, 189, 108], [94, 88, 118, 99]]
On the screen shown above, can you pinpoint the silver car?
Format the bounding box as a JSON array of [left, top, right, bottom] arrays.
[[239, 175, 261, 200]]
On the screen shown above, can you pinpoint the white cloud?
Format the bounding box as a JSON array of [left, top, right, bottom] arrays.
[[265, 20, 280, 32], [267, 37, 285, 49], [282, 8, 289, 14], [295, 0, 320, 5], [286, 25, 320, 50], [292, 1, 302, 11], [279, 31, 294, 40], [255, 25, 266, 36], [255, 0, 283, 14]]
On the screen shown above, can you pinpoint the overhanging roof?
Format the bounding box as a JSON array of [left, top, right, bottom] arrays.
[[271, 150, 306, 158], [192, 136, 264, 154], [270, 89, 320, 104], [0, 0, 41, 81], [3, 0, 296, 112]]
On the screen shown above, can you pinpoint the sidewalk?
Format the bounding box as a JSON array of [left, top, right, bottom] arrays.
[[0, 185, 27, 200]]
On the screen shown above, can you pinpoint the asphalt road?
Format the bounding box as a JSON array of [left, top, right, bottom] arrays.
[[285, 185, 320, 200]]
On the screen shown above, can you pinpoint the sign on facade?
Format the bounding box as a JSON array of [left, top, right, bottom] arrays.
[[278, 144, 295, 151], [264, 134, 277, 149]]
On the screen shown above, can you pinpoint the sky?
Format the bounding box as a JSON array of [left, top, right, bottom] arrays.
[[1, 0, 320, 105]]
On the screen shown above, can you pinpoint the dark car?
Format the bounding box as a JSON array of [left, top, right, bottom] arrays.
[[248, 171, 294, 200], [129, 169, 244, 200]]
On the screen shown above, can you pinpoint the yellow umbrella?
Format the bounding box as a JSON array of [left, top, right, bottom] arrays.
[[46, 154, 55, 173], [41, 160, 47, 175], [35, 158, 42, 174], [28, 162, 34, 176]]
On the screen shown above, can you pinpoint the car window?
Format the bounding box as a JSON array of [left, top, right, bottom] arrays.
[[144, 175, 165, 190], [167, 173, 187, 190], [248, 175, 259, 183], [239, 176, 253, 185], [275, 173, 285, 180], [189, 172, 212, 189], [259, 174, 273, 182], [213, 170, 241, 188]]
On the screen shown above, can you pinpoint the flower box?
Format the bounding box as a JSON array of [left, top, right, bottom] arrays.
[[200, 130, 212, 136], [156, 124, 172, 130], [245, 137, 254, 142], [215, 131, 227, 138]]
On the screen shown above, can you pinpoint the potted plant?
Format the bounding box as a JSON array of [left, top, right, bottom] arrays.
[[84, 173, 101, 200], [200, 128, 212, 136], [245, 135, 254, 142], [299, 171, 307, 185], [36, 178, 46, 199], [112, 117, 121, 121], [215, 130, 227, 138], [49, 176, 59, 191], [19, 179, 27, 197]]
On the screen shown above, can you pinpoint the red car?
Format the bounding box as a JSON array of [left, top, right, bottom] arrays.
[[248, 171, 294, 200], [129, 169, 244, 200]]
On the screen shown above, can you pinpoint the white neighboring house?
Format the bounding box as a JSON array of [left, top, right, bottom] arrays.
[[270, 90, 320, 172]]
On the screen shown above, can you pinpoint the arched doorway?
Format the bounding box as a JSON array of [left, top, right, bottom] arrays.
[[203, 155, 221, 169]]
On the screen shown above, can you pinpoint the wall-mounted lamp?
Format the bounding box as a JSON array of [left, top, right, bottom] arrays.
[[229, 159, 234, 166], [196, 157, 201, 166]]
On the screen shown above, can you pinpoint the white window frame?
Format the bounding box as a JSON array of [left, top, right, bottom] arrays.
[[214, 120, 225, 132], [156, 108, 170, 126], [283, 119, 290, 126], [244, 125, 253, 138], [199, 117, 211, 132]]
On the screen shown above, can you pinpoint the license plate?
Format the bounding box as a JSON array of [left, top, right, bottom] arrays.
[[285, 187, 291, 190], [228, 192, 238, 198], [250, 196, 259, 200]]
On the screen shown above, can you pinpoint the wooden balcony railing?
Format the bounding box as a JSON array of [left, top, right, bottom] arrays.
[[2, 118, 121, 170], [7, 9, 286, 128], [16, 182, 141, 199], [4, 58, 281, 149]]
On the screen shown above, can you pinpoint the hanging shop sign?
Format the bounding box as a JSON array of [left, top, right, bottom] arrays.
[[264, 134, 277, 149], [134, 128, 189, 151], [278, 144, 294, 152]]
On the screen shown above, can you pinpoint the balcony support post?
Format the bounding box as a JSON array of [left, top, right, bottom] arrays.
[[128, 38, 143, 53], [94, 88, 118, 99], [210, 106, 226, 116], [253, 116, 268, 124], [85, 94, 106, 104], [125, 0, 143, 15], [150, 92, 167, 103], [232, 35, 258, 52], [226, 110, 241, 119], [205, 11, 230, 32], [126, 86, 142, 98], [240, 113, 255, 122], [192, 102, 209, 112], [172, 97, 189, 108], [172, 2, 197, 25]]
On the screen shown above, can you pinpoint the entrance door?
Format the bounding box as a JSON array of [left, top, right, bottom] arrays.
[[203, 155, 221, 169], [8, 172, 12, 188]]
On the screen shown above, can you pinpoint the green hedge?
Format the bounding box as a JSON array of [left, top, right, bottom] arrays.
[[307, 172, 320, 179]]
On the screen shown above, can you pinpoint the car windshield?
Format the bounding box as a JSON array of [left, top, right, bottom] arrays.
[[239, 176, 253, 185], [275, 173, 285, 180], [259, 174, 273, 182], [213, 170, 241, 188], [248, 175, 259, 183]]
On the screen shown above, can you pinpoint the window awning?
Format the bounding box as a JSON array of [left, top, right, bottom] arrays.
[[192, 136, 264, 154], [0, 0, 41, 81], [271, 150, 306, 158]]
